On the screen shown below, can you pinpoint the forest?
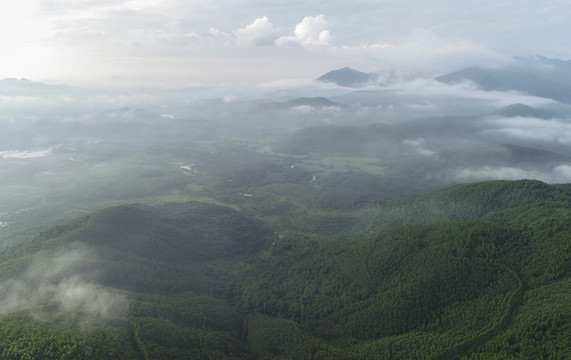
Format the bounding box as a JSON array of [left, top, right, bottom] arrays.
[[0, 137, 568, 359], [1, 58, 571, 358]]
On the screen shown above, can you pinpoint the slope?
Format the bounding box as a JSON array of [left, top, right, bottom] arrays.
[[239, 180, 571, 359], [0, 202, 271, 359], [0, 180, 569, 359]]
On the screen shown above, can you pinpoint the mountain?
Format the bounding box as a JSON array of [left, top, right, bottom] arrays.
[[514, 55, 571, 84], [0, 180, 568, 359], [490, 103, 559, 119], [492, 143, 569, 165], [435, 65, 571, 103], [0, 78, 75, 96], [317, 67, 379, 87], [258, 96, 345, 111], [0, 201, 270, 359], [1, 57, 571, 359], [285, 96, 341, 107]]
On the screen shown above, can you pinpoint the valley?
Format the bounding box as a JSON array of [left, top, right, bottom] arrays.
[[0, 135, 568, 359], [0, 57, 570, 359]]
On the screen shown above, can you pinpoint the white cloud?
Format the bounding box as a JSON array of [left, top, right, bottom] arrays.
[[337, 28, 512, 77], [233, 16, 279, 46], [0, 246, 128, 322], [290, 105, 341, 114], [392, 77, 556, 108], [453, 165, 571, 184], [482, 117, 571, 144], [454, 166, 546, 182], [276, 15, 332, 48], [129, 20, 201, 45], [553, 165, 571, 183], [208, 27, 233, 46], [8, 0, 570, 86], [403, 137, 436, 156]]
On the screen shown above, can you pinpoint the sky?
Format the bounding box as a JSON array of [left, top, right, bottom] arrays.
[[1, 0, 570, 87]]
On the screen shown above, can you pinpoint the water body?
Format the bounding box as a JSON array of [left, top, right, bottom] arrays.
[[0, 148, 52, 159]]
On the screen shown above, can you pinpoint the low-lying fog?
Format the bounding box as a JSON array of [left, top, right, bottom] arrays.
[[1, 57, 571, 239]]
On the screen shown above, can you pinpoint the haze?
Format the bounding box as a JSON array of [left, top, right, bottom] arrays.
[[2, 1, 571, 216], [0, 2, 570, 358]]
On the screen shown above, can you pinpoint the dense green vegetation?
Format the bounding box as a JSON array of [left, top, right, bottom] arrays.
[[0, 139, 569, 359]]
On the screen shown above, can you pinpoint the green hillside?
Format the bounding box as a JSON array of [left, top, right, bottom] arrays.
[[0, 180, 569, 359]]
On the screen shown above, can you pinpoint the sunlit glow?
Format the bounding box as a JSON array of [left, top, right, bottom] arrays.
[[0, 1, 54, 79]]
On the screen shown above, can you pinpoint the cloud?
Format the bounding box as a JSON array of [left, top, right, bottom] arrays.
[[337, 28, 512, 77], [0, 246, 128, 323], [481, 117, 571, 144], [233, 16, 279, 46], [290, 105, 341, 115], [276, 15, 332, 48], [389, 77, 558, 110], [208, 27, 233, 46], [6, 0, 571, 86], [454, 166, 544, 182], [129, 20, 201, 45], [553, 165, 571, 183], [403, 137, 436, 156], [453, 165, 571, 184]]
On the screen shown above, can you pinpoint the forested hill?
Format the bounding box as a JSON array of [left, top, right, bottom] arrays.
[[0, 180, 569, 359]]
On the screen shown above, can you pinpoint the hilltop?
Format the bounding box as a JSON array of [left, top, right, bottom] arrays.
[[317, 67, 379, 87], [490, 103, 559, 119]]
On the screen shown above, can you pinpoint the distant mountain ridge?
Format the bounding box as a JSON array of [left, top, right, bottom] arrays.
[[436, 56, 571, 103], [514, 55, 571, 83], [0, 77, 74, 96]]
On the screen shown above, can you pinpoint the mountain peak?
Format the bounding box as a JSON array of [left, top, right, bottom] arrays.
[[317, 67, 378, 87], [285, 96, 340, 107], [491, 103, 559, 119]]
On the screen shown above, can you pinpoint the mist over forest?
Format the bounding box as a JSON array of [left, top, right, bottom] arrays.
[[2, 55, 571, 204], [0, 55, 570, 359]]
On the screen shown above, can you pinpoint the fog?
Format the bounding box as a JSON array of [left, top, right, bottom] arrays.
[[0, 54, 570, 352], [0, 2, 569, 356], [1, 57, 571, 238], [0, 246, 127, 324]]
